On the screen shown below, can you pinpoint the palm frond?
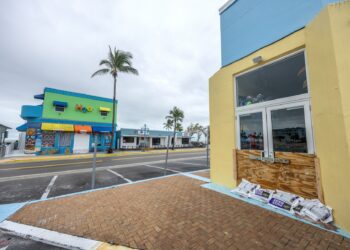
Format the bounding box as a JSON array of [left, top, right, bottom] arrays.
[[120, 66, 139, 75], [91, 68, 110, 78], [99, 59, 113, 68]]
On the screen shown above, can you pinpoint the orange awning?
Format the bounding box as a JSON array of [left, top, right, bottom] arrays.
[[74, 125, 92, 133]]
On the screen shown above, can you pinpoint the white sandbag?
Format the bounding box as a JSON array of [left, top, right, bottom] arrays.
[[231, 179, 259, 197], [250, 188, 274, 203], [268, 190, 302, 213], [298, 199, 333, 223]]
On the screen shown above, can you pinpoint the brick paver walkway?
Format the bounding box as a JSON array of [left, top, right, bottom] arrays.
[[193, 170, 210, 179], [10, 175, 350, 249]]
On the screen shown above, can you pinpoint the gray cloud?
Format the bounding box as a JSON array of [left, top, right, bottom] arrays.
[[0, 0, 224, 139]]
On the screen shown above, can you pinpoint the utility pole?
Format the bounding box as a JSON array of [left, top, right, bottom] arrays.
[[91, 133, 97, 189], [164, 135, 170, 176], [206, 126, 210, 169]]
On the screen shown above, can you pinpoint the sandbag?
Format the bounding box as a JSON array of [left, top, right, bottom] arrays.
[[268, 190, 301, 213], [231, 179, 259, 197], [250, 188, 274, 203], [294, 199, 333, 223]]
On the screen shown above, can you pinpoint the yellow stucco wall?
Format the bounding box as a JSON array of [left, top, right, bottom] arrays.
[[305, 1, 350, 232], [209, 29, 305, 188], [209, 1, 350, 232]]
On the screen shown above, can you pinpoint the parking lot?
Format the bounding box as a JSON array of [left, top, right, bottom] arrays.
[[0, 150, 208, 204]]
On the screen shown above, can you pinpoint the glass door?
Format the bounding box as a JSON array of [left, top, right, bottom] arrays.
[[266, 101, 314, 156], [236, 108, 268, 156]]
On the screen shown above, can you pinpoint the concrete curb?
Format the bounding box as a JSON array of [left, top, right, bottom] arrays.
[[0, 220, 134, 250]]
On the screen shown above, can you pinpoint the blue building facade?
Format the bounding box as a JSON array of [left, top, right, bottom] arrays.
[[220, 0, 339, 66], [17, 88, 117, 154]]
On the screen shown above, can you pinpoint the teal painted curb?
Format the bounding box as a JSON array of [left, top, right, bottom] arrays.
[[0, 202, 27, 222]]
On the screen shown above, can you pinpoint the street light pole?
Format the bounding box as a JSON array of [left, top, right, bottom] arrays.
[[164, 135, 170, 176], [91, 133, 97, 189]]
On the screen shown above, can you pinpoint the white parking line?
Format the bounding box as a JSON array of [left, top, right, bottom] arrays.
[[41, 175, 57, 200], [174, 161, 204, 166], [107, 169, 133, 183], [143, 164, 181, 173]]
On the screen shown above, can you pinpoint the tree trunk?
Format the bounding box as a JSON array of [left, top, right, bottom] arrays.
[[109, 76, 117, 153], [172, 119, 176, 150]]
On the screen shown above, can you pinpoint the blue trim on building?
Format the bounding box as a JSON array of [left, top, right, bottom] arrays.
[[52, 101, 68, 107], [118, 128, 189, 137], [44, 87, 118, 103], [220, 0, 339, 67], [41, 118, 115, 127], [20, 105, 43, 119], [34, 93, 45, 100]]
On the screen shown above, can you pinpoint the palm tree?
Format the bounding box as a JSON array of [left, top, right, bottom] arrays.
[[165, 106, 184, 150], [92, 46, 138, 153], [163, 120, 172, 131]]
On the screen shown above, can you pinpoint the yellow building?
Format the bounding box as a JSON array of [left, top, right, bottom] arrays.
[[209, 0, 350, 232]]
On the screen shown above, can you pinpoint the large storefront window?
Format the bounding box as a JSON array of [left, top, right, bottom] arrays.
[[236, 52, 307, 107], [235, 51, 314, 155], [239, 112, 264, 150], [270, 107, 307, 153]]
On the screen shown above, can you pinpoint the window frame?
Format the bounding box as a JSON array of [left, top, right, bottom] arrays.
[[234, 49, 315, 155], [55, 105, 65, 112], [234, 49, 310, 113], [100, 111, 108, 117], [236, 107, 268, 153], [266, 100, 314, 155]]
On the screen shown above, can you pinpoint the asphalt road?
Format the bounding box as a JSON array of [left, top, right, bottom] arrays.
[[0, 150, 209, 204]]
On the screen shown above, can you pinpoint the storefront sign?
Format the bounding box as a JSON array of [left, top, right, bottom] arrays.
[[75, 104, 93, 113], [248, 154, 290, 164]]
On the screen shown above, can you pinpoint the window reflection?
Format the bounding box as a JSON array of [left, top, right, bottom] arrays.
[[240, 112, 264, 150], [236, 52, 307, 107], [271, 107, 307, 153]]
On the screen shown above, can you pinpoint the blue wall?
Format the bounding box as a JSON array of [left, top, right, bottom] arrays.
[[220, 0, 339, 67]]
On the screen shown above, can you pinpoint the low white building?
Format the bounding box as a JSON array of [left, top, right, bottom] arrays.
[[116, 128, 191, 150]]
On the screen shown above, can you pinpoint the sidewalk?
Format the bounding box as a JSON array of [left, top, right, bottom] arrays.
[[0, 148, 205, 164], [4, 172, 350, 249]]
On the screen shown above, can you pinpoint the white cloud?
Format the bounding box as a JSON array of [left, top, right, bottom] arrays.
[[0, 0, 224, 139]]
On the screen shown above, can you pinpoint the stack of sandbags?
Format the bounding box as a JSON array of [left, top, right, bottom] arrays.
[[230, 178, 259, 197], [230, 180, 333, 224], [293, 199, 333, 223]]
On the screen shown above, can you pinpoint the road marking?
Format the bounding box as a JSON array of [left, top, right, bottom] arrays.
[[143, 164, 181, 173], [107, 169, 132, 183], [41, 175, 58, 199], [0, 156, 205, 182], [174, 161, 204, 166], [0, 160, 104, 171]]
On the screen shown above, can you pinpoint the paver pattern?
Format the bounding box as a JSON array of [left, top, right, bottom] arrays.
[[10, 175, 350, 249]]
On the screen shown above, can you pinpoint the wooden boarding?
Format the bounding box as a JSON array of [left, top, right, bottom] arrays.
[[235, 149, 319, 199]]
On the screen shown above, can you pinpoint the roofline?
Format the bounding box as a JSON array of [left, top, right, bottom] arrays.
[[0, 124, 11, 129], [219, 0, 237, 14], [44, 87, 118, 103]]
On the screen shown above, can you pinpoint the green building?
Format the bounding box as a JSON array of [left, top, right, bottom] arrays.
[[17, 88, 117, 154]]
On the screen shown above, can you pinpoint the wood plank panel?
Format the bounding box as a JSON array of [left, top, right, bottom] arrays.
[[235, 149, 318, 199]]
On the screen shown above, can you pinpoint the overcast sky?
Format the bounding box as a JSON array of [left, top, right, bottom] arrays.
[[0, 0, 224, 139]]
